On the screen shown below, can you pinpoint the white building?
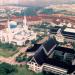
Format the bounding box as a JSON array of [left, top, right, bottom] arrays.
[[0, 16, 37, 46], [55, 28, 64, 43], [62, 28, 75, 42]]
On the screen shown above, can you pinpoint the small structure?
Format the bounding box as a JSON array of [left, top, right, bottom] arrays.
[[67, 23, 72, 28], [55, 28, 64, 43]]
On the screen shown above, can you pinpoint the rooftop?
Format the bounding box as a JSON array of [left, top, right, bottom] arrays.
[[43, 38, 57, 53], [64, 28, 75, 33], [62, 28, 75, 39], [26, 16, 42, 21], [34, 48, 48, 65], [55, 46, 75, 54]]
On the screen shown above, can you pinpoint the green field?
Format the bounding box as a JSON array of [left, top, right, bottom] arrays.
[[0, 49, 18, 57], [0, 42, 18, 57]]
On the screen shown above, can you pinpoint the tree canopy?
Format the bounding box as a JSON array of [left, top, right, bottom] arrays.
[[0, 63, 17, 75]]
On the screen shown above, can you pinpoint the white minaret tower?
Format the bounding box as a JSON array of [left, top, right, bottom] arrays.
[[7, 20, 12, 32], [23, 16, 28, 31], [7, 20, 10, 29]]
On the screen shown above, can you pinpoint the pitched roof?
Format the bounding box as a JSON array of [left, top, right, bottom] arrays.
[[34, 48, 48, 65], [33, 38, 57, 65], [43, 38, 57, 53]]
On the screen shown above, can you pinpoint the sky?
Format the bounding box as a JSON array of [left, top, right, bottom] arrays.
[[0, 0, 75, 6]]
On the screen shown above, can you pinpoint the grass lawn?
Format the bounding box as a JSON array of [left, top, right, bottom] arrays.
[[9, 65, 43, 75], [0, 49, 18, 57], [0, 42, 19, 57]]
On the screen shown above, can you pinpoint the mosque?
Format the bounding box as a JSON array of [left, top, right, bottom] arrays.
[[0, 17, 37, 46]]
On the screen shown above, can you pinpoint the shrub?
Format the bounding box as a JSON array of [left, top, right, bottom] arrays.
[[0, 42, 17, 51], [0, 63, 17, 75]]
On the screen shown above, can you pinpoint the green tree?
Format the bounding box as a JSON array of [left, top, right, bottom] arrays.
[[41, 8, 54, 14], [0, 42, 17, 51], [0, 63, 17, 75]]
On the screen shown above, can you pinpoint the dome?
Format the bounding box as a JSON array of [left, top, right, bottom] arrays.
[[9, 21, 17, 29]]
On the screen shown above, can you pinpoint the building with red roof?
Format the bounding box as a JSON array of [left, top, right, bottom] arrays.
[[26, 16, 42, 25]]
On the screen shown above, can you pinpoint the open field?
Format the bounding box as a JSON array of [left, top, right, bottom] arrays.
[[0, 49, 18, 57]]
